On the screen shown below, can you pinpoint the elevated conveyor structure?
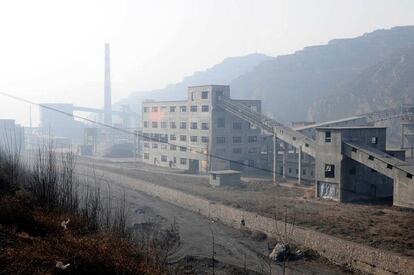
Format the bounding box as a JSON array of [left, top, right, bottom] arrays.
[[343, 142, 414, 208], [218, 97, 316, 157]]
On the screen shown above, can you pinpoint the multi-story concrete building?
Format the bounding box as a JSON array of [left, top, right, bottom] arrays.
[[141, 85, 269, 173]]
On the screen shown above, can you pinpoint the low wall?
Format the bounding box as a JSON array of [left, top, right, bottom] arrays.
[[110, 170, 414, 274]]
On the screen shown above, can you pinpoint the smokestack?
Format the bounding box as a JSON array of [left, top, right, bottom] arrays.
[[104, 43, 112, 126]]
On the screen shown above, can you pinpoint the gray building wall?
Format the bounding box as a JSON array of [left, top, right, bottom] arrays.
[[315, 127, 393, 201]]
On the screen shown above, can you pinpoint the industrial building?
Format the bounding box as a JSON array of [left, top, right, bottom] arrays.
[[141, 85, 270, 173], [0, 119, 25, 153], [315, 126, 414, 208]]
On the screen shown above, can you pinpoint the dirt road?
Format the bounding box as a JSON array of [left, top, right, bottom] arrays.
[[75, 160, 347, 275]]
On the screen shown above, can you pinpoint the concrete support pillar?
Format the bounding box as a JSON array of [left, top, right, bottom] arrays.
[[282, 142, 287, 179], [298, 145, 302, 184], [273, 133, 277, 183]]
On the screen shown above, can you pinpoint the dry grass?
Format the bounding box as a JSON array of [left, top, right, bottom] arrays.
[[0, 195, 166, 274]]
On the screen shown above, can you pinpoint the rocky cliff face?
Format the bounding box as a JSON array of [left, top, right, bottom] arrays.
[[230, 26, 414, 123], [307, 46, 414, 122]]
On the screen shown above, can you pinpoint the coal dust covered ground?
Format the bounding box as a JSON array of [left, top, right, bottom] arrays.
[[79, 157, 414, 259], [75, 157, 350, 275]]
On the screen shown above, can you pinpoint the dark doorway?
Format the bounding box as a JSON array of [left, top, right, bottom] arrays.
[[189, 159, 199, 173]]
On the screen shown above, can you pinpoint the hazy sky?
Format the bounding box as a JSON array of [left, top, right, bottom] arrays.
[[0, 0, 413, 126]]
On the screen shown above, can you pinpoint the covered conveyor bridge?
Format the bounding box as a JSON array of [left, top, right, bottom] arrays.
[[218, 97, 316, 157], [343, 142, 414, 208]]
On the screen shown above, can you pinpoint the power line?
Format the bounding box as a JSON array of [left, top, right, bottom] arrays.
[[0, 91, 307, 179]]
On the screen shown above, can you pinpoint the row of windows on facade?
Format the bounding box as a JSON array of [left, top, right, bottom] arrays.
[[143, 104, 209, 113], [143, 120, 247, 130], [142, 133, 258, 144], [144, 121, 210, 130], [143, 153, 188, 165], [144, 142, 260, 154], [324, 131, 378, 145]]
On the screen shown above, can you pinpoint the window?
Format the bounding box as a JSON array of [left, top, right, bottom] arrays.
[[151, 133, 160, 141], [190, 105, 197, 112], [143, 107, 149, 113], [143, 142, 150, 148], [202, 105, 209, 112], [180, 146, 186, 152], [170, 134, 176, 141], [180, 122, 187, 129], [161, 144, 167, 150], [170, 121, 176, 128], [144, 153, 149, 159], [201, 91, 209, 99], [152, 106, 158, 112], [407, 173, 413, 179], [216, 137, 225, 144], [160, 106, 167, 112], [161, 121, 167, 128], [191, 122, 198, 129], [161, 155, 167, 162], [152, 143, 158, 149], [232, 122, 242, 130], [170, 106, 176, 112], [248, 136, 257, 143], [191, 92, 194, 101], [349, 167, 356, 175], [173, 157, 177, 163], [232, 136, 242, 143], [201, 123, 209, 130], [368, 155, 374, 161], [180, 135, 187, 142], [170, 145, 176, 151], [303, 169, 306, 175], [143, 121, 149, 128], [232, 148, 242, 154], [295, 169, 298, 174], [201, 136, 209, 143], [160, 134, 168, 143], [248, 147, 258, 153], [217, 118, 225, 128], [325, 164, 335, 178], [152, 121, 158, 128], [325, 131, 331, 143], [190, 136, 198, 142], [371, 137, 378, 144], [248, 160, 255, 167], [289, 168, 292, 174], [180, 106, 187, 112], [387, 164, 393, 170], [180, 158, 187, 165]]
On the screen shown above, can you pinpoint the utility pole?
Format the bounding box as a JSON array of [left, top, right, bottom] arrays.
[[298, 145, 302, 184], [282, 142, 287, 179], [273, 133, 277, 183]]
